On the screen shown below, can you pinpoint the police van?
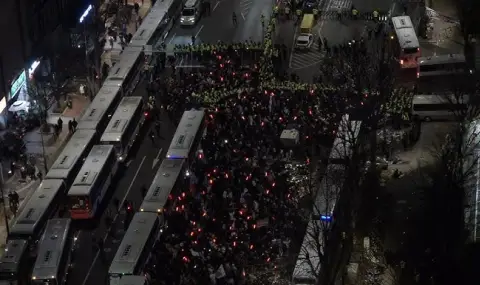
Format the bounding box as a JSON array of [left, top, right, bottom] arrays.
[[180, 0, 203, 26]]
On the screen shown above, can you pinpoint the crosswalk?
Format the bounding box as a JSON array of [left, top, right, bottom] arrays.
[[289, 42, 324, 70], [239, 0, 253, 19], [327, 0, 352, 11]]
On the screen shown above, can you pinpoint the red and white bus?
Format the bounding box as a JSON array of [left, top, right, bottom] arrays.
[[68, 145, 118, 219], [391, 16, 421, 69]]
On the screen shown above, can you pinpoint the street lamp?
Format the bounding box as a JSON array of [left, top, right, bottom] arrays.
[[79, 4, 94, 97], [0, 164, 10, 240]]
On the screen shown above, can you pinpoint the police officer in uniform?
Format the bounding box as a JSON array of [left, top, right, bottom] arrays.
[[373, 9, 379, 21], [296, 9, 302, 23], [284, 5, 290, 19], [351, 6, 359, 19]]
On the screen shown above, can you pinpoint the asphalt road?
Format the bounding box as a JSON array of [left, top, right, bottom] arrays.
[[280, 0, 394, 81], [66, 78, 178, 285], [164, 0, 273, 47]]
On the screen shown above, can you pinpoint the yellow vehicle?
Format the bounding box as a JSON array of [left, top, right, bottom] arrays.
[[296, 14, 314, 49], [300, 14, 314, 33]]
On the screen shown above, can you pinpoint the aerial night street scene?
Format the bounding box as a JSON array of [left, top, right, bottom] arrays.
[[0, 0, 479, 284]]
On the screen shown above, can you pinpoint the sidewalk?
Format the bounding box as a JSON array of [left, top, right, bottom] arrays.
[[101, 0, 152, 67], [419, 0, 463, 55], [0, 94, 90, 246]]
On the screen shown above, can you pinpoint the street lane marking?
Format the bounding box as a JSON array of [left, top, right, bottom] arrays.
[[388, 2, 396, 18], [195, 25, 204, 38], [81, 156, 146, 285], [152, 148, 163, 169], [178, 58, 184, 66], [168, 33, 176, 45], [241, 12, 246, 21], [213, 1, 220, 11]]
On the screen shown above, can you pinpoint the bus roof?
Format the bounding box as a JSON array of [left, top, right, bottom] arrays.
[[391, 16, 419, 49], [412, 94, 468, 104], [0, 239, 28, 273], [78, 84, 122, 130], [45, 130, 96, 180], [10, 179, 64, 238], [166, 109, 205, 159], [68, 145, 114, 196], [140, 159, 185, 213], [184, 0, 197, 7], [107, 49, 143, 81], [31, 219, 71, 280], [109, 212, 159, 275], [101, 97, 143, 143], [418, 54, 465, 66], [292, 220, 323, 283], [118, 275, 146, 285], [329, 114, 362, 162], [314, 163, 345, 217]]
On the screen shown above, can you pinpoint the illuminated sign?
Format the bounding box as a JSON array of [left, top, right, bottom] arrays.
[[9, 71, 26, 99], [79, 5, 93, 23], [28, 60, 41, 76], [0, 97, 6, 113]]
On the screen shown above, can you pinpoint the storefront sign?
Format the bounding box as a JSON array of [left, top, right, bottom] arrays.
[[9, 71, 26, 100], [28, 60, 41, 77], [0, 97, 6, 113], [79, 5, 93, 23]]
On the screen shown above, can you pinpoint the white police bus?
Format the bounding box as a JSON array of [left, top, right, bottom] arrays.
[[100, 97, 145, 162], [391, 16, 420, 69], [77, 84, 123, 132], [140, 159, 186, 213], [109, 212, 161, 284], [45, 130, 96, 184], [166, 109, 206, 162], [67, 145, 118, 220], [0, 239, 30, 284], [31, 219, 74, 285], [9, 179, 66, 242], [329, 114, 362, 164]]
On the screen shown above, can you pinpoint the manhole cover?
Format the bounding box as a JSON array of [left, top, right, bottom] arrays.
[[112, 239, 119, 244], [104, 248, 112, 253]]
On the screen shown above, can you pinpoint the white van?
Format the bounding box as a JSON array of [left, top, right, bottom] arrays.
[[412, 94, 468, 121], [180, 0, 203, 26]]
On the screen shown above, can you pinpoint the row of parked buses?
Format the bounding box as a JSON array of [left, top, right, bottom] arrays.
[[0, 0, 185, 284], [292, 114, 362, 284], [108, 109, 206, 285]]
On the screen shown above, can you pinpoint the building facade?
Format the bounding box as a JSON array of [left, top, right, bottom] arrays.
[[0, 0, 96, 125]]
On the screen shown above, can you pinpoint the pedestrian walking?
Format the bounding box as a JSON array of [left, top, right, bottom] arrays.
[[57, 117, 63, 132], [149, 131, 156, 144], [155, 121, 161, 136], [68, 120, 73, 133], [72, 118, 78, 132]]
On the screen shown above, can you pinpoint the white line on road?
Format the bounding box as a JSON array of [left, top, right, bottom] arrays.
[[213, 1, 220, 11], [81, 156, 146, 285], [168, 33, 176, 45], [152, 148, 163, 169], [388, 2, 396, 18], [178, 58, 184, 66], [241, 12, 246, 21], [195, 25, 204, 38]]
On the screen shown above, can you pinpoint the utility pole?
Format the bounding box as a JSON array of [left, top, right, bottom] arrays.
[[0, 164, 10, 240]]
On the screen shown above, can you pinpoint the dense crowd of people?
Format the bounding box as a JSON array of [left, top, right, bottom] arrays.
[[133, 9, 418, 285]]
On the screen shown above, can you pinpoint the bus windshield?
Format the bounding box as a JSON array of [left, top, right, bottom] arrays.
[[182, 8, 195, 16], [404, 47, 418, 54], [69, 196, 89, 210]]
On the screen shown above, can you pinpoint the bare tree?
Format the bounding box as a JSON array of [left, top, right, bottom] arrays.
[[28, 82, 51, 132]]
